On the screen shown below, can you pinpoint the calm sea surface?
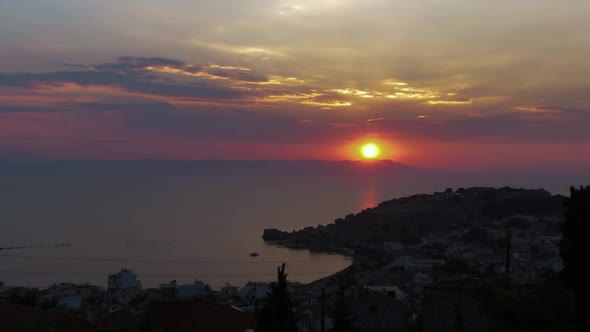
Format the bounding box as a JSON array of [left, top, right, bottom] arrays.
[[0, 174, 580, 288]]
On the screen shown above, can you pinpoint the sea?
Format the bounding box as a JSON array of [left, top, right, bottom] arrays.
[[0, 173, 583, 289]]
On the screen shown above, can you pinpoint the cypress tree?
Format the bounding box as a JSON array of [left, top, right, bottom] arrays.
[[256, 263, 297, 332], [560, 185, 590, 331]]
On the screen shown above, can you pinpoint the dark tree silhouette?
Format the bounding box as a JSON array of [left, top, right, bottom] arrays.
[[330, 289, 352, 332], [453, 310, 464, 332], [256, 263, 297, 332], [560, 185, 589, 330]]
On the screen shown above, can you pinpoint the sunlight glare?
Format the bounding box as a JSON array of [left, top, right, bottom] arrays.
[[361, 143, 380, 159]]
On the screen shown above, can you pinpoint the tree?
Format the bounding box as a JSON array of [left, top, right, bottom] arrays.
[[560, 185, 590, 330], [256, 263, 297, 332], [9, 287, 37, 307], [472, 273, 574, 330], [330, 289, 353, 332]]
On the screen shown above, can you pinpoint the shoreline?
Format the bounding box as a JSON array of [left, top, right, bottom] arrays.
[[262, 238, 356, 287], [0, 241, 352, 290]]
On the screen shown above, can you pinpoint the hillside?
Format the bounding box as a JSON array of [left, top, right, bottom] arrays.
[[264, 187, 566, 248]]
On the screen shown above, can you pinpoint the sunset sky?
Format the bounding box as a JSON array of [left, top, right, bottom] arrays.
[[1, 0, 589, 171]]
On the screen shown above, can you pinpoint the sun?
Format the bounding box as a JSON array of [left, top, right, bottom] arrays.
[[361, 143, 380, 159]]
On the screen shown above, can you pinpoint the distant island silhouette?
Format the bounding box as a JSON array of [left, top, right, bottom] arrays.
[[0, 159, 432, 177]]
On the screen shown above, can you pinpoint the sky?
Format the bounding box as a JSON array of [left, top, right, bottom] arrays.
[[1, 0, 590, 171]]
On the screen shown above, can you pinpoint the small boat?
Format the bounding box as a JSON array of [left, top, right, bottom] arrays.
[[249, 252, 259, 257]]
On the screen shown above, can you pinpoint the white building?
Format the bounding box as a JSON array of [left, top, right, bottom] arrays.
[[108, 269, 142, 292], [177, 280, 206, 299], [239, 282, 271, 302]]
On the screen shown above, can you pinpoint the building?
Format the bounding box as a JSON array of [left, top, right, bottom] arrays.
[[383, 241, 405, 252], [220, 284, 240, 300], [159, 280, 178, 299], [47, 282, 102, 300], [239, 282, 271, 303], [420, 280, 490, 332], [177, 280, 206, 299], [57, 295, 83, 312], [365, 285, 407, 301], [108, 269, 142, 292], [0, 303, 92, 332], [392, 256, 446, 271], [97, 299, 255, 332], [0, 282, 9, 302], [408, 272, 433, 295], [295, 304, 334, 332], [349, 290, 410, 332]]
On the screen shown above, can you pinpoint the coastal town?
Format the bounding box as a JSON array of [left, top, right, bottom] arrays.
[[0, 187, 575, 331]]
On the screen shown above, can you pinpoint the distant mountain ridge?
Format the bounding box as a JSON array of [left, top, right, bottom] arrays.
[[0, 159, 432, 177]]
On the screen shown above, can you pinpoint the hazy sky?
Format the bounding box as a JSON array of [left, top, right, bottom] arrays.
[[1, 0, 589, 170]]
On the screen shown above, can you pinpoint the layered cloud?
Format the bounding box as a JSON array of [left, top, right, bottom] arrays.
[[1, 0, 589, 169], [0, 56, 475, 111], [1, 55, 589, 159]]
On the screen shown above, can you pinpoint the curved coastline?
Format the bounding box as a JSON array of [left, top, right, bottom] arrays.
[[262, 229, 356, 286]]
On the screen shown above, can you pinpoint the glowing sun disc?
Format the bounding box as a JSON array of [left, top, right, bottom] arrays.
[[361, 143, 380, 159]]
